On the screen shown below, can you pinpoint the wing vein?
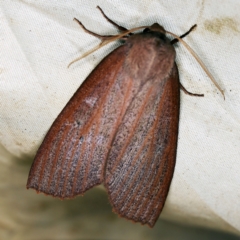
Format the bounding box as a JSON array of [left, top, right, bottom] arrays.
[[70, 70, 121, 196], [39, 125, 70, 191], [108, 86, 154, 175]]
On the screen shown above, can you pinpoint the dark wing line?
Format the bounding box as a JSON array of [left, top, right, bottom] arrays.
[[80, 118, 101, 192], [76, 75, 134, 194], [39, 124, 72, 191], [67, 73, 135, 197], [117, 86, 169, 215], [55, 125, 79, 193], [137, 67, 179, 226], [129, 86, 173, 221], [59, 126, 86, 195], [38, 125, 70, 192], [105, 64, 180, 227], [101, 77, 134, 174], [106, 85, 155, 198], [107, 86, 155, 176], [109, 83, 169, 216]]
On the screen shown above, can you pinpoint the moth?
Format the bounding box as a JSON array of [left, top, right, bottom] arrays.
[[27, 6, 224, 227]]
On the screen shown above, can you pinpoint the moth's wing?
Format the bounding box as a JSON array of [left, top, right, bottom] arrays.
[[27, 46, 133, 198], [104, 64, 180, 227]]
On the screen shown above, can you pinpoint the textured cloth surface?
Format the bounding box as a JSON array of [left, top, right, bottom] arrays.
[[0, 0, 240, 239]]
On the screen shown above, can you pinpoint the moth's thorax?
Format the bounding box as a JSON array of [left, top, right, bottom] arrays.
[[124, 31, 176, 82]]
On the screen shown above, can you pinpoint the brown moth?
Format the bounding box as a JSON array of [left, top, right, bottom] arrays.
[[27, 6, 223, 227]]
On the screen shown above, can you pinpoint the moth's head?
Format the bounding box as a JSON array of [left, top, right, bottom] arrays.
[[142, 23, 167, 42], [143, 23, 166, 35]]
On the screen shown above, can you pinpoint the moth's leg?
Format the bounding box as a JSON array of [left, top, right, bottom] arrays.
[[97, 6, 129, 32], [73, 5, 131, 42], [171, 24, 197, 45], [180, 83, 204, 97], [73, 18, 115, 41], [173, 25, 203, 97]]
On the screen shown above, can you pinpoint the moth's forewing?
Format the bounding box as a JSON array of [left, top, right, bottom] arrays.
[[104, 33, 179, 227], [27, 46, 130, 198]]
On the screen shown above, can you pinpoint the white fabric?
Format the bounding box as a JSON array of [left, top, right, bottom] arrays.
[[0, 0, 240, 237]]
